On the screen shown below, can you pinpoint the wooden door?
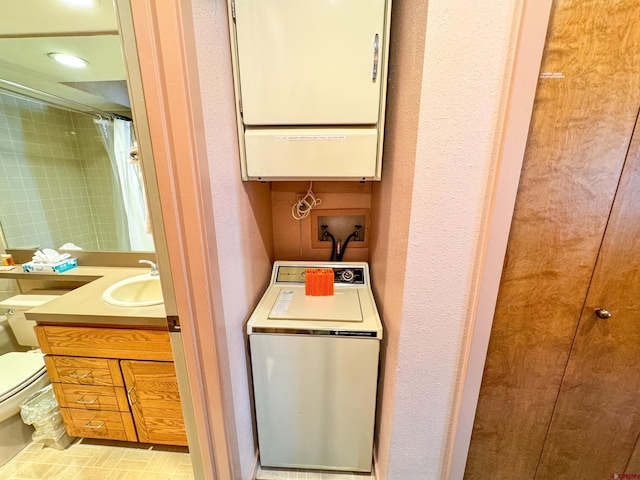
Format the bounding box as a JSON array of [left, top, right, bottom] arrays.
[[465, 1, 640, 478], [121, 360, 188, 446], [534, 109, 640, 478]]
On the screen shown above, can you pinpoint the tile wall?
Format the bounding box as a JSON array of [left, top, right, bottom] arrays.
[[0, 92, 125, 252], [0, 245, 18, 303]]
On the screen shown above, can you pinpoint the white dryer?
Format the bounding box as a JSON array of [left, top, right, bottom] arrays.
[[247, 261, 383, 472]]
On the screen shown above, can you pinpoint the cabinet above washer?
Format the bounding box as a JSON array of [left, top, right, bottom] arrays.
[[228, 0, 392, 181]]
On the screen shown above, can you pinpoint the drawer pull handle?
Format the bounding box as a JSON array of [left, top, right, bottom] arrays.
[[127, 386, 137, 406], [69, 371, 92, 379], [77, 395, 99, 405], [84, 419, 105, 429]]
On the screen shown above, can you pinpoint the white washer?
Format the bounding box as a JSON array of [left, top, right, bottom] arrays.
[[248, 261, 382, 472]]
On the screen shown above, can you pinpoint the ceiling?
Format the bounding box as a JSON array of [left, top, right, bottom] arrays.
[[0, 0, 131, 116]]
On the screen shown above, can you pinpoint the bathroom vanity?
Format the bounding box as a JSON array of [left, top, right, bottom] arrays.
[[0, 266, 187, 446], [35, 325, 186, 445]]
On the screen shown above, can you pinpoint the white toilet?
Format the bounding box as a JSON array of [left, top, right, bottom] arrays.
[[0, 294, 61, 465]]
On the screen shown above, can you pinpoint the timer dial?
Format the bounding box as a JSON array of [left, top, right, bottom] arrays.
[[341, 269, 355, 282]]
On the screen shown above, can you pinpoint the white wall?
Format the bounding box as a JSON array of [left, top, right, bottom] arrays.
[[369, 0, 427, 476], [385, 1, 522, 478]]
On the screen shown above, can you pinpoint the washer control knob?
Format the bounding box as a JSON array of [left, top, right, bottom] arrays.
[[341, 269, 355, 282]]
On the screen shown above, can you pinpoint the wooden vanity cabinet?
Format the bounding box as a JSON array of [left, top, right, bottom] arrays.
[[121, 360, 187, 445], [35, 325, 187, 446], [44, 355, 137, 442]]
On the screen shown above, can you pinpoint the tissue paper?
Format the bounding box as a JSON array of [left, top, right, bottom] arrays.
[[32, 249, 71, 264], [23, 249, 78, 273], [60, 243, 83, 251]]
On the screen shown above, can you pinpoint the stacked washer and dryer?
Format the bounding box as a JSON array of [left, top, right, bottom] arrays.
[[247, 261, 382, 473]]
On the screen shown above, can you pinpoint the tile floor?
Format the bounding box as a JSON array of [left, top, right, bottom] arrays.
[[0, 439, 194, 480], [256, 465, 376, 480], [0, 439, 377, 480]]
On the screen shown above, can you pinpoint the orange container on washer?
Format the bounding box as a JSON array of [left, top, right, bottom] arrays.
[[305, 268, 334, 296]]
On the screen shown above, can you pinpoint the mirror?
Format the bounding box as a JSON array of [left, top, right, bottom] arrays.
[[0, 0, 153, 252]]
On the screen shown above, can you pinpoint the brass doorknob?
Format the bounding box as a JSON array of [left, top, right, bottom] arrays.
[[595, 308, 612, 320]]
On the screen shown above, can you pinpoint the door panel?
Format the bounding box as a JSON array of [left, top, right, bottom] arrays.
[[625, 438, 640, 472], [535, 116, 640, 478], [121, 360, 188, 446], [235, 0, 386, 125], [250, 335, 379, 471], [465, 1, 640, 478]]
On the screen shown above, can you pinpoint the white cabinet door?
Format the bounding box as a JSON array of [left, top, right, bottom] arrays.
[[235, 0, 386, 126], [250, 334, 379, 471]]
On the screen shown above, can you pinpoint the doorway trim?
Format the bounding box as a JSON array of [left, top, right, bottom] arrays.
[[116, 0, 236, 478], [445, 1, 553, 479]]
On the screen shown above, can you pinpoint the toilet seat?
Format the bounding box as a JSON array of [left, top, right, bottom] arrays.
[[0, 352, 46, 403]]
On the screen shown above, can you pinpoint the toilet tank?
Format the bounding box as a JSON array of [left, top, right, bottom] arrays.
[[0, 294, 62, 348], [0, 315, 22, 355]]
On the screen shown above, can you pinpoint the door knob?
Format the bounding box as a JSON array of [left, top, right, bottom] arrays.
[[594, 308, 612, 320]]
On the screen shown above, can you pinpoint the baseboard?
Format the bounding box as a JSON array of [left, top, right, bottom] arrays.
[[372, 445, 380, 479], [251, 449, 260, 479]]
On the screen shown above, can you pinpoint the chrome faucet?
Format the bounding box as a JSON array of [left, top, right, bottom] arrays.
[[138, 259, 159, 276]]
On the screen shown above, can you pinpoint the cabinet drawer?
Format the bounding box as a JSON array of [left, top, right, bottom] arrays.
[[53, 383, 129, 412], [244, 127, 378, 179], [60, 408, 137, 442], [45, 356, 123, 386], [35, 325, 173, 361]]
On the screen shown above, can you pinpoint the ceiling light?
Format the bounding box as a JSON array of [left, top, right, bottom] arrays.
[[48, 53, 89, 68]]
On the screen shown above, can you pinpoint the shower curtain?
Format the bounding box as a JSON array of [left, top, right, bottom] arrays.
[[95, 118, 154, 251]]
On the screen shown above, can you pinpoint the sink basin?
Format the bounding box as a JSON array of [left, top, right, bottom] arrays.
[[102, 274, 163, 307]]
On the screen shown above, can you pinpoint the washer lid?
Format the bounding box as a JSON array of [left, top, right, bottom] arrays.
[[268, 288, 363, 322], [0, 352, 46, 402]]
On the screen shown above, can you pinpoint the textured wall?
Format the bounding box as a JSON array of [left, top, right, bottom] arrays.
[[385, 1, 522, 478], [189, 1, 274, 478], [369, 0, 428, 476]]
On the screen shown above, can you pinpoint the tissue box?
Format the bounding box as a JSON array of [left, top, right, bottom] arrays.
[[22, 258, 78, 274]]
